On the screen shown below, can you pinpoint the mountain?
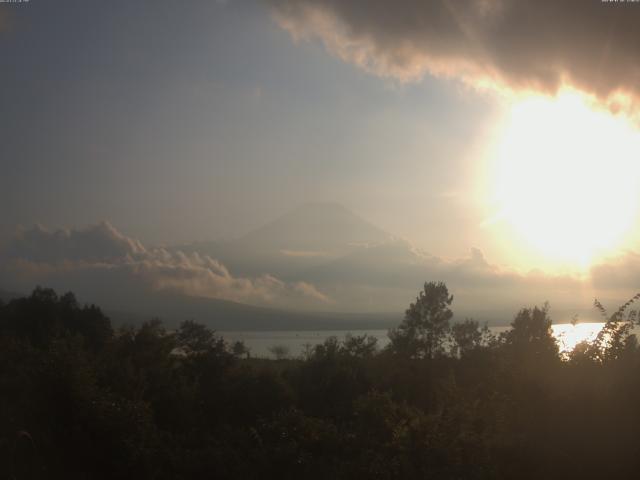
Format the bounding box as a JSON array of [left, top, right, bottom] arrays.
[[239, 202, 391, 255], [1, 203, 595, 328], [176, 202, 394, 278], [299, 239, 432, 287], [173, 203, 452, 314], [78, 290, 399, 331], [172, 203, 583, 322], [105, 292, 399, 330]]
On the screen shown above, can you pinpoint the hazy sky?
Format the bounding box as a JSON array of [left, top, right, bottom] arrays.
[[0, 0, 499, 257], [5, 0, 640, 318]]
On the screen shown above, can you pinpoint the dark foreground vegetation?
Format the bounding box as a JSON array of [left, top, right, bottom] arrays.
[[2, 283, 640, 479]]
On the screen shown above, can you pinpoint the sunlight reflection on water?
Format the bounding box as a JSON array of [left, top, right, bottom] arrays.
[[222, 322, 629, 358], [551, 323, 605, 353]]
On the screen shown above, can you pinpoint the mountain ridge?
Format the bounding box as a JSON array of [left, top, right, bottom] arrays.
[[173, 202, 396, 278]]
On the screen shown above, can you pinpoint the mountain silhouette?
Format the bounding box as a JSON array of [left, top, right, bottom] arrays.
[[240, 202, 392, 254], [177, 203, 394, 277], [104, 291, 398, 330]]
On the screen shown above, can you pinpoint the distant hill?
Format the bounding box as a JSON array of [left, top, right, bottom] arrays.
[[0, 286, 400, 330], [0, 288, 23, 303], [106, 292, 400, 331]]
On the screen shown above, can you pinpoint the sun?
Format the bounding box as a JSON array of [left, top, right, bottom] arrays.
[[487, 90, 640, 268]]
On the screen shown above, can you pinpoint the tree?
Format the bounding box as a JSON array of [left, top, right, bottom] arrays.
[[450, 319, 493, 358], [0, 287, 112, 351], [269, 344, 290, 360], [501, 304, 559, 363], [176, 320, 225, 356], [572, 295, 640, 363], [342, 333, 378, 358], [232, 340, 250, 358], [388, 281, 453, 359], [312, 336, 340, 360]]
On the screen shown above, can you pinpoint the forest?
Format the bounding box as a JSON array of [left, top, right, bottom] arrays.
[[2, 282, 640, 479]]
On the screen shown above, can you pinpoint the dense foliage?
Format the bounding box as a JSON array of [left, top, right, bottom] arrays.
[[2, 283, 640, 479]]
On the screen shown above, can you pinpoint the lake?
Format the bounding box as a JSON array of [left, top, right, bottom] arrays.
[[220, 322, 627, 358]]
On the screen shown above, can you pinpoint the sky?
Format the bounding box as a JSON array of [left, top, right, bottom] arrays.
[[3, 0, 640, 319], [0, 0, 496, 253]]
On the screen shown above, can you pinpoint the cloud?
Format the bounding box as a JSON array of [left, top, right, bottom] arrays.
[[3, 222, 637, 322], [6, 222, 146, 263], [280, 249, 332, 258], [590, 251, 640, 292], [285, 237, 592, 317], [0, 222, 331, 310], [268, 0, 640, 108]]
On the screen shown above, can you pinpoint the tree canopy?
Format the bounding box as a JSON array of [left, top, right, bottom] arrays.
[[1, 284, 640, 479]]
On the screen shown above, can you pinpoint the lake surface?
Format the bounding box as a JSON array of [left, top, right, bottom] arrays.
[[220, 322, 628, 358]]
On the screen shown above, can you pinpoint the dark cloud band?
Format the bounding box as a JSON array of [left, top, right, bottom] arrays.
[[268, 0, 640, 107]]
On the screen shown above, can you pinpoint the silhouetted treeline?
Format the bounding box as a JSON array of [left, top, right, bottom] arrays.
[[2, 284, 640, 479]]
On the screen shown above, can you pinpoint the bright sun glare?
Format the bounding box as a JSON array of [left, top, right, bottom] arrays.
[[490, 91, 640, 267]]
